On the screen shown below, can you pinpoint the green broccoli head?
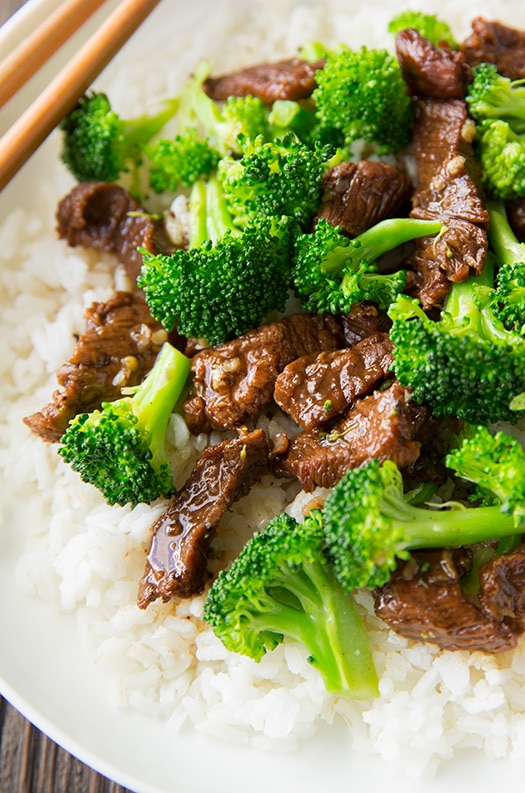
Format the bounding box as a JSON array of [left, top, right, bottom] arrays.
[[60, 92, 124, 182], [268, 99, 346, 152], [466, 63, 525, 134], [445, 425, 525, 520], [486, 199, 525, 332], [389, 278, 525, 425], [387, 10, 458, 48], [323, 458, 408, 591], [185, 61, 269, 156], [312, 46, 413, 154], [215, 94, 269, 153], [465, 65, 525, 201], [58, 342, 191, 507], [203, 510, 379, 699], [218, 132, 330, 230], [474, 119, 525, 201], [60, 91, 178, 183], [138, 214, 294, 346], [292, 216, 441, 314], [147, 129, 220, 193], [491, 259, 525, 333], [323, 431, 525, 593]]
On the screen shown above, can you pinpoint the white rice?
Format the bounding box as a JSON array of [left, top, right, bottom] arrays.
[[2, 0, 525, 780]]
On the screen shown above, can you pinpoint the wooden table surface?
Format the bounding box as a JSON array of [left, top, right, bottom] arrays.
[[0, 2, 133, 790]]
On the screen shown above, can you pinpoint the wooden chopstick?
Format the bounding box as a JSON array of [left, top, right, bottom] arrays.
[[0, 0, 162, 192], [0, 0, 110, 109]]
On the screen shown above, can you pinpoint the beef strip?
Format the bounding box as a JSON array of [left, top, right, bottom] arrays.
[[203, 58, 324, 104], [338, 302, 392, 347], [401, 415, 462, 490], [274, 381, 426, 491], [182, 312, 345, 434], [406, 98, 489, 308], [373, 549, 520, 653], [507, 198, 525, 243], [460, 18, 525, 81], [23, 292, 168, 442], [404, 255, 452, 310], [56, 181, 174, 284], [315, 160, 413, 237], [137, 427, 270, 605], [273, 332, 394, 430], [478, 544, 525, 624], [395, 28, 471, 99]]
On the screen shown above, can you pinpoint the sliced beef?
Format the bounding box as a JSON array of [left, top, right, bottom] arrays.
[[338, 301, 392, 347], [56, 181, 174, 283], [508, 198, 525, 243], [404, 254, 452, 311], [373, 549, 520, 653], [23, 292, 168, 442], [274, 381, 426, 491], [406, 98, 489, 308], [203, 58, 324, 104], [460, 18, 525, 81], [401, 415, 462, 490], [273, 332, 394, 430], [478, 544, 525, 624], [183, 312, 345, 434], [395, 28, 471, 99], [315, 160, 413, 237], [137, 428, 270, 605], [409, 217, 488, 285]]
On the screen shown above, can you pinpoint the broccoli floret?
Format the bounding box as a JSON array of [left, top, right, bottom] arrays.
[[203, 510, 379, 699], [323, 427, 525, 592], [466, 63, 525, 133], [267, 99, 346, 152], [388, 255, 525, 424], [144, 62, 268, 193], [59, 91, 178, 183], [138, 174, 295, 345], [387, 11, 458, 48], [179, 60, 269, 153], [486, 199, 525, 333], [58, 342, 191, 507], [193, 91, 269, 156], [311, 46, 413, 154], [292, 216, 442, 314], [465, 65, 525, 200], [147, 129, 220, 193], [218, 132, 331, 231], [474, 119, 525, 200], [446, 425, 525, 519]]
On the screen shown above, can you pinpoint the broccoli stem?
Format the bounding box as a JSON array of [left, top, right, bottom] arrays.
[[123, 99, 180, 155], [325, 217, 442, 281], [252, 563, 379, 698], [188, 179, 208, 248], [383, 498, 518, 552], [442, 254, 512, 342], [127, 342, 191, 469], [205, 173, 238, 241], [487, 199, 524, 264], [188, 175, 238, 248], [468, 71, 525, 133]]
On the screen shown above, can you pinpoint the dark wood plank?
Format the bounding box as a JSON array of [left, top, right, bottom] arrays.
[[0, 695, 134, 792]]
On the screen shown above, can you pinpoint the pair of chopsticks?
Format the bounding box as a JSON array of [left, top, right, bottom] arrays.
[[0, 0, 162, 192]]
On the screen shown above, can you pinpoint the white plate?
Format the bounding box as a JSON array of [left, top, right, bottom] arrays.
[[1, 1, 524, 791]]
